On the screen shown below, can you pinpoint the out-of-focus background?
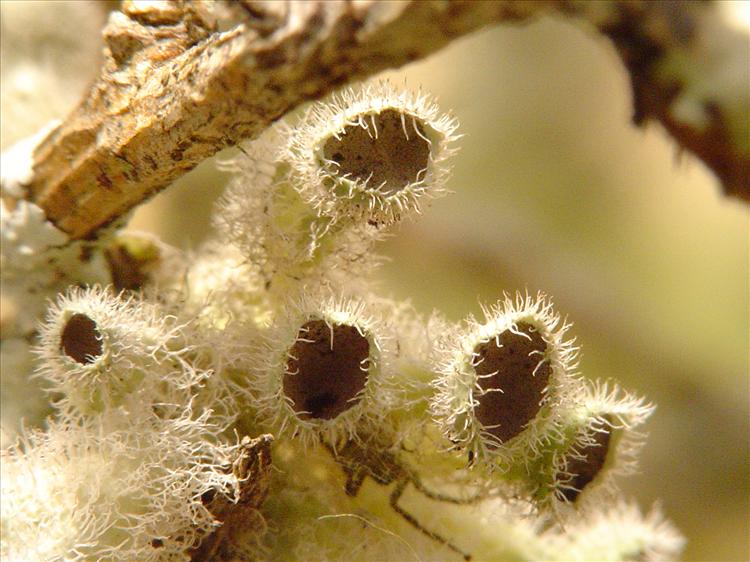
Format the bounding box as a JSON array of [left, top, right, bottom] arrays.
[[2, 2, 748, 560]]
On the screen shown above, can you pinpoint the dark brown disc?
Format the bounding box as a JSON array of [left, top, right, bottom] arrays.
[[283, 320, 370, 420], [560, 417, 613, 502], [472, 322, 551, 444], [60, 313, 103, 365], [322, 109, 431, 195]]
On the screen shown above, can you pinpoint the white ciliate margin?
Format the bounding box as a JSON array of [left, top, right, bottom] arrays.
[[0, 415, 240, 562], [247, 289, 398, 450], [283, 80, 460, 226], [431, 292, 581, 472], [548, 501, 685, 561]]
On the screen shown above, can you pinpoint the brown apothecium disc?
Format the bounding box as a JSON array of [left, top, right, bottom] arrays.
[[560, 417, 613, 502], [322, 109, 431, 196], [472, 322, 551, 444], [60, 313, 103, 365], [283, 320, 370, 420]]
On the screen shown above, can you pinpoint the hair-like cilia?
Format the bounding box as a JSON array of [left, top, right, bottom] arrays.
[[0, 81, 684, 562]]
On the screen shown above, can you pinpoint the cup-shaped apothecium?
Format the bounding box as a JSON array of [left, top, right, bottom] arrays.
[[546, 382, 655, 507], [283, 81, 459, 226], [35, 286, 203, 420], [431, 293, 580, 471], [251, 292, 396, 448]]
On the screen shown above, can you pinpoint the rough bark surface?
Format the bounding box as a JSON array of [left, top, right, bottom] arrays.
[[190, 434, 274, 562], [20, 0, 749, 240]]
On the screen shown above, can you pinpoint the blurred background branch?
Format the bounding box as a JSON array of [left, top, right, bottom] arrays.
[[5, 0, 748, 241]]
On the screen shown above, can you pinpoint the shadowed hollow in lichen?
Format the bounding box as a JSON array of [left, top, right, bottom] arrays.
[[561, 415, 613, 502], [60, 313, 103, 365], [322, 109, 432, 196], [472, 322, 551, 444], [283, 320, 370, 420]]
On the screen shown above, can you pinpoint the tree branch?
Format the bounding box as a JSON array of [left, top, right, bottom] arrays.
[[18, 0, 749, 241]]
